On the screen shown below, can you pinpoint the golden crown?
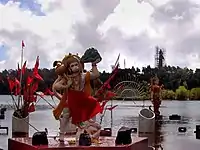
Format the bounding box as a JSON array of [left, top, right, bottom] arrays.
[[62, 53, 80, 62]]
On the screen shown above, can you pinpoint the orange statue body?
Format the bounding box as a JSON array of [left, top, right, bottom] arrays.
[[150, 77, 162, 118]]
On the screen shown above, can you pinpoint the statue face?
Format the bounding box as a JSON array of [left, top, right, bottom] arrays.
[[69, 61, 80, 73], [155, 80, 159, 85]]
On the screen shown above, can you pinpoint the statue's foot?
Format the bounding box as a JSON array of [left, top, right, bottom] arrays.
[[92, 138, 101, 144], [59, 132, 65, 143]]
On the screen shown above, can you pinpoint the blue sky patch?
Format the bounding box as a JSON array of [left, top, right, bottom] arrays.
[[0, 42, 9, 61], [0, 0, 45, 16]]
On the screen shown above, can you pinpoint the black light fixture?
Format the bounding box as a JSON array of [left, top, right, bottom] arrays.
[[115, 126, 132, 145], [169, 114, 181, 120], [0, 108, 6, 114], [79, 130, 92, 146], [0, 114, 5, 120], [100, 128, 112, 136], [195, 125, 200, 139], [0, 108, 6, 120], [32, 131, 48, 146], [178, 127, 187, 133]]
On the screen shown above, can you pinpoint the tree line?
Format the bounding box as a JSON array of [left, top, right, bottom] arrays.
[[0, 65, 200, 100]]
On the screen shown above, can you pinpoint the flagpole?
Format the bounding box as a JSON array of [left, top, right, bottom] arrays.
[[110, 54, 120, 133], [18, 41, 24, 108]]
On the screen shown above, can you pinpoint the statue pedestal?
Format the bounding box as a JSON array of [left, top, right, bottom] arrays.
[[138, 108, 155, 134], [12, 115, 29, 137]]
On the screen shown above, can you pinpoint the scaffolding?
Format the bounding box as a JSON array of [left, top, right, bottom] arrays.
[[155, 46, 166, 68]]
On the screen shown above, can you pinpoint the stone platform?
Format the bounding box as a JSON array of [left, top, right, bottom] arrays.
[[8, 136, 151, 150]]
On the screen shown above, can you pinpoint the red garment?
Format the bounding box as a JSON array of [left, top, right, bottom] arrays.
[[64, 89, 101, 125]]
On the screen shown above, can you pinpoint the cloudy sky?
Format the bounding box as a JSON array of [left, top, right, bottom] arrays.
[[0, 0, 200, 72]]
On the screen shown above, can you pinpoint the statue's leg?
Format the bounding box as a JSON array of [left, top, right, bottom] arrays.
[[153, 99, 161, 117], [85, 120, 101, 143], [59, 108, 70, 142]]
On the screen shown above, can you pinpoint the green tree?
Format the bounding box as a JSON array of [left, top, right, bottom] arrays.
[[190, 88, 200, 100], [175, 86, 189, 100], [162, 89, 176, 100]]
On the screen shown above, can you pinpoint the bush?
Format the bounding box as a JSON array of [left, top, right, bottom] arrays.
[[175, 86, 189, 100]]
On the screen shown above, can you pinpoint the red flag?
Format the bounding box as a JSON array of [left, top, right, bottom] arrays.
[[99, 64, 119, 90], [15, 78, 20, 85], [34, 73, 43, 81], [44, 88, 54, 96], [7, 77, 15, 92], [21, 40, 25, 48], [28, 103, 35, 112], [26, 76, 33, 86], [105, 91, 116, 100], [100, 100, 109, 113], [32, 56, 43, 81], [106, 105, 118, 111], [33, 56, 39, 74], [14, 78, 20, 96], [21, 61, 27, 75], [31, 81, 39, 92]]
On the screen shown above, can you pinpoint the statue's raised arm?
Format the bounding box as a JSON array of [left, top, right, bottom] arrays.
[[81, 47, 102, 80]]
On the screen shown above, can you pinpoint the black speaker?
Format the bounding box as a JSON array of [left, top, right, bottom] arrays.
[[0, 108, 6, 115], [178, 127, 187, 133], [196, 125, 200, 139], [115, 126, 132, 145], [100, 128, 112, 136], [0, 114, 5, 120], [79, 130, 92, 146], [169, 114, 181, 120], [32, 131, 48, 146]]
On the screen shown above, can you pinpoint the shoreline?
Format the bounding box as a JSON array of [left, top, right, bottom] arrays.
[[114, 98, 199, 101]]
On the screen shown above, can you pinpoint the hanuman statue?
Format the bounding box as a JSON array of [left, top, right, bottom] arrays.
[[52, 48, 102, 143]]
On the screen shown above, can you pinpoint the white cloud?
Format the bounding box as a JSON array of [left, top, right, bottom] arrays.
[[1, 0, 200, 72], [0, 0, 87, 69]]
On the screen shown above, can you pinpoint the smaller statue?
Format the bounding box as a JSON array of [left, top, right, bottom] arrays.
[[150, 76, 163, 118]]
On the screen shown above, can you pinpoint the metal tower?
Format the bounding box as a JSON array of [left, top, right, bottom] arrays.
[[155, 46, 166, 68]]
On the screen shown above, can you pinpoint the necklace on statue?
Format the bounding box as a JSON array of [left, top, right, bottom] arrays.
[[72, 76, 81, 91]]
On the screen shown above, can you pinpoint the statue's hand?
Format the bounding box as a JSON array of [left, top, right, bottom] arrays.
[[92, 58, 101, 65]]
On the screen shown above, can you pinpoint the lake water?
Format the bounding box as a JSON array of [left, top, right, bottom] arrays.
[[1, 95, 200, 150]]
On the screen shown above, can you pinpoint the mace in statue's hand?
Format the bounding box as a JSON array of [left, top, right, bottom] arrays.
[[81, 47, 102, 64]]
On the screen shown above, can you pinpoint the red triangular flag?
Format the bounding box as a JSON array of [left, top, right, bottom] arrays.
[[7, 77, 15, 92], [106, 105, 118, 111], [22, 40, 25, 48], [105, 91, 116, 100], [44, 88, 54, 96], [33, 56, 39, 74], [21, 61, 27, 75], [28, 103, 35, 112], [34, 73, 43, 81]]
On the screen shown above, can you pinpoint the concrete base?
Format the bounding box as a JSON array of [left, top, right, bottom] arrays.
[[8, 136, 151, 150]]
